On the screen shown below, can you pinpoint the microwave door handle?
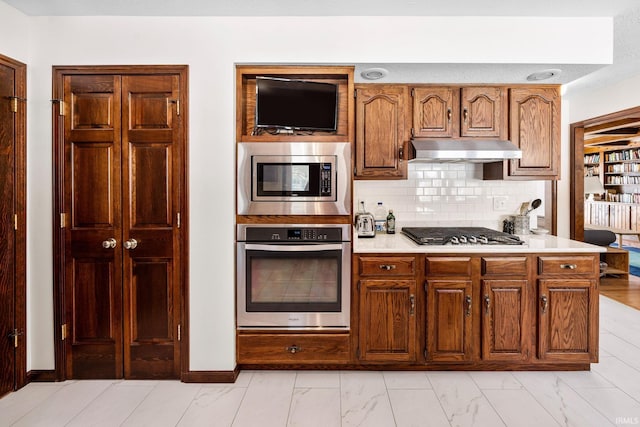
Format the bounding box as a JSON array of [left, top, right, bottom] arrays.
[[244, 244, 344, 252]]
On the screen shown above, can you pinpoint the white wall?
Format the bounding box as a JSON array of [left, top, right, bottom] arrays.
[[0, 6, 614, 372]]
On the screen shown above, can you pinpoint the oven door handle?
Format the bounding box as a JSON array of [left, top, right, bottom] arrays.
[[244, 243, 344, 252]]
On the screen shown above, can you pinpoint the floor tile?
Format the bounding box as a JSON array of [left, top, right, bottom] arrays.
[[428, 372, 506, 427], [121, 381, 201, 427], [295, 371, 340, 388], [287, 388, 341, 427], [469, 371, 523, 390], [232, 371, 296, 427], [382, 371, 431, 389], [177, 386, 246, 427], [592, 356, 640, 402], [573, 387, 640, 425], [513, 371, 613, 427], [483, 389, 560, 427], [388, 389, 450, 427], [340, 371, 395, 427], [0, 383, 65, 427], [66, 382, 155, 427]]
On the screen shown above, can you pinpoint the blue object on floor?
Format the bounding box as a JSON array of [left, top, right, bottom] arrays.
[[610, 244, 640, 277]]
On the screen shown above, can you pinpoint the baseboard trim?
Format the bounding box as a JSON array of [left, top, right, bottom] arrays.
[[182, 367, 239, 383], [27, 370, 58, 382]]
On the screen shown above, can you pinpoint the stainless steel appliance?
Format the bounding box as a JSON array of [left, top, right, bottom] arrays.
[[402, 227, 525, 245], [237, 142, 351, 215], [237, 224, 351, 329]]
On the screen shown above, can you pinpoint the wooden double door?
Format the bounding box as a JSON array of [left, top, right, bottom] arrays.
[[54, 67, 187, 379], [0, 54, 26, 396]]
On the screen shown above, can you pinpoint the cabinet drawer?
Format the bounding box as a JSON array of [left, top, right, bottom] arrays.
[[237, 333, 350, 364], [482, 256, 528, 275], [538, 256, 597, 275], [359, 256, 416, 276], [426, 257, 471, 277]]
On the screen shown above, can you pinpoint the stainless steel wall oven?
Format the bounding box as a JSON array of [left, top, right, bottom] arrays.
[[237, 224, 350, 329]]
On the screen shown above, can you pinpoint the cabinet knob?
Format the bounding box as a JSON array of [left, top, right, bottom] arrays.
[[541, 295, 548, 314], [465, 295, 472, 317], [484, 294, 490, 315], [409, 294, 415, 315], [447, 109, 452, 122], [463, 108, 468, 123], [286, 345, 301, 354]]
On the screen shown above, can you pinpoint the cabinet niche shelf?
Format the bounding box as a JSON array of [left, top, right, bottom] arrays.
[[236, 65, 354, 143]]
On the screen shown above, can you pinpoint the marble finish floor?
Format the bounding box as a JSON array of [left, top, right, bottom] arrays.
[[2, 296, 640, 427]]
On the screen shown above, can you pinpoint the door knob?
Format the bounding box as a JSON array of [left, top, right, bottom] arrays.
[[124, 238, 138, 250], [102, 238, 117, 249]]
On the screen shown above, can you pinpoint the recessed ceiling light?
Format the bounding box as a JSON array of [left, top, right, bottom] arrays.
[[360, 67, 388, 80], [526, 68, 562, 81]]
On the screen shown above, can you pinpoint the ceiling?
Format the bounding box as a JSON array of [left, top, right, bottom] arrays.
[[4, 0, 638, 17], [3, 0, 640, 91]]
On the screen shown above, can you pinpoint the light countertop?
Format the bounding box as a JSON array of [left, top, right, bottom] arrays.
[[353, 230, 606, 254]]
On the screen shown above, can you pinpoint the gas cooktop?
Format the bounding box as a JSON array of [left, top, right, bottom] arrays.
[[401, 227, 525, 246]]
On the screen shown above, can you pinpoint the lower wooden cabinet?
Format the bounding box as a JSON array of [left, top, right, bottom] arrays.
[[425, 279, 474, 362], [358, 279, 417, 362], [481, 279, 531, 361], [538, 279, 598, 362], [237, 333, 350, 364]]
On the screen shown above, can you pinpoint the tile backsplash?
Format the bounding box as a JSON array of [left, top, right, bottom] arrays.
[[354, 163, 545, 230]]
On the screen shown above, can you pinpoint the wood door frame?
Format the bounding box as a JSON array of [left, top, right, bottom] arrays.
[[570, 105, 640, 241], [0, 53, 27, 391], [52, 65, 189, 380]]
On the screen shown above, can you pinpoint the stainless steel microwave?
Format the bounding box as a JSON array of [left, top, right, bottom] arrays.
[[237, 142, 351, 215]]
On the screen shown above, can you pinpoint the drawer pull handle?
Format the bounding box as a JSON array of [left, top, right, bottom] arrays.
[[379, 264, 396, 271], [465, 295, 472, 317], [541, 295, 548, 314], [560, 264, 577, 270], [286, 345, 301, 354], [409, 294, 415, 315], [484, 294, 490, 315]]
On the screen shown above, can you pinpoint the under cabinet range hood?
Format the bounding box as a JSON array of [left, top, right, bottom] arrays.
[[409, 139, 522, 163]]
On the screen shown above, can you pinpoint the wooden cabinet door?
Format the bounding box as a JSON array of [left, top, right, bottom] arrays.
[[481, 279, 530, 361], [63, 74, 124, 379], [460, 87, 507, 138], [61, 72, 183, 379], [358, 279, 416, 362], [412, 87, 459, 138], [507, 87, 560, 179], [355, 85, 409, 178], [426, 279, 474, 362], [538, 279, 598, 362], [121, 75, 181, 379]]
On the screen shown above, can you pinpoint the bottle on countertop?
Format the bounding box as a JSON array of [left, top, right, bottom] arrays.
[[386, 209, 396, 234], [374, 202, 387, 233]]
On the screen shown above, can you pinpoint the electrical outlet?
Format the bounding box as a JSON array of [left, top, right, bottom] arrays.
[[493, 196, 508, 211]]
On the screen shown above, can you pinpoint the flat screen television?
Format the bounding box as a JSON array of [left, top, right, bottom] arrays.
[[255, 77, 338, 132]]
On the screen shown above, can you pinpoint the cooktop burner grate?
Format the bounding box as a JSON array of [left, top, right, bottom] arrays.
[[401, 227, 524, 245]]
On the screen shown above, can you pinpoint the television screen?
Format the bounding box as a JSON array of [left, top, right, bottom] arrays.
[[255, 77, 338, 132]]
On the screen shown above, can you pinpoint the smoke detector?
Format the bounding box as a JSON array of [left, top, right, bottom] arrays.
[[360, 67, 388, 80], [526, 68, 562, 81]]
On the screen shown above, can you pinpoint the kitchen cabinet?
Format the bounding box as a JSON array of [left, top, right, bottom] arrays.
[[411, 86, 507, 139], [480, 257, 531, 361], [424, 256, 475, 362], [537, 255, 599, 362], [484, 86, 560, 180], [237, 332, 351, 364], [356, 255, 418, 362], [354, 85, 410, 179], [425, 279, 475, 362]]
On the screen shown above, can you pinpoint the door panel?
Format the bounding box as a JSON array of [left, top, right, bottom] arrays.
[[64, 74, 123, 378], [0, 60, 16, 396], [122, 75, 180, 378]]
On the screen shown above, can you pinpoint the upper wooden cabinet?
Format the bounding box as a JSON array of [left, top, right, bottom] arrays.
[[354, 84, 410, 179], [411, 86, 508, 139], [485, 87, 561, 180], [235, 65, 354, 143]]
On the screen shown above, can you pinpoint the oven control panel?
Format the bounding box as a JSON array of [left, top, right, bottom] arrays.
[[244, 226, 344, 242]]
